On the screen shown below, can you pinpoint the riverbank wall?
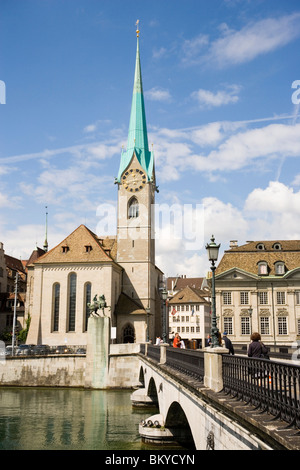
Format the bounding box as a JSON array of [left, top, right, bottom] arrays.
[[0, 343, 140, 388]]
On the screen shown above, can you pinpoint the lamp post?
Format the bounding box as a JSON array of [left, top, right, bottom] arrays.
[[248, 305, 253, 334], [145, 306, 150, 342], [206, 235, 221, 348], [161, 288, 168, 344]]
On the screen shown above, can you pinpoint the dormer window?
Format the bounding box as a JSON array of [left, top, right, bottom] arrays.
[[85, 245, 92, 253], [258, 261, 268, 275], [273, 242, 282, 251], [256, 243, 265, 251], [62, 245, 69, 253], [275, 261, 285, 275]]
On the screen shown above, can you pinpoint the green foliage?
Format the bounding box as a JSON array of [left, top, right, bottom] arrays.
[[18, 314, 31, 343]]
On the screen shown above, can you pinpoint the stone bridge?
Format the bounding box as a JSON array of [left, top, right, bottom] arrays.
[[130, 344, 300, 451]]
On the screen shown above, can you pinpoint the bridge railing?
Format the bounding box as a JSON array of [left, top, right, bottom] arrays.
[[222, 354, 300, 429], [165, 347, 204, 382], [145, 344, 204, 382]]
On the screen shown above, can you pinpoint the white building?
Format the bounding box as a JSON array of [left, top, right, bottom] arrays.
[[215, 240, 300, 347], [168, 285, 211, 348]]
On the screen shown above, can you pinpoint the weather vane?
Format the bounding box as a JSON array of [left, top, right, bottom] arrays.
[[136, 19, 140, 37]]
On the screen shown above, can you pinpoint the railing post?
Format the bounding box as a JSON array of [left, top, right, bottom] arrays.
[[204, 346, 228, 392], [159, 343, 169, 364]]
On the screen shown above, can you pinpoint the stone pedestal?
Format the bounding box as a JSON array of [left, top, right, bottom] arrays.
[[85, 316, 110, 389], [159, 343, 169, 364], [204, 347, 228, 393]]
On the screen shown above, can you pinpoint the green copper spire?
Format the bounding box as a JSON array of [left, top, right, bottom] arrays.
[[117, 24, 154, 182]]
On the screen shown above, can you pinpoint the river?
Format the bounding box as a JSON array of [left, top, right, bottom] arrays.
[[0, 387, 173, 450]]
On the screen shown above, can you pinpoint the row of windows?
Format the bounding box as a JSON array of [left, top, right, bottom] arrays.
[[169, 304, 200, 312], [171, 315, 200, 323], [52, 274, 91, 332], [222, 316, 300, 336], [170, 326, 200, 334], [222, 291, 300, 305]]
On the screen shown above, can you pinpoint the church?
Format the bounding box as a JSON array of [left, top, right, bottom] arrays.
[[26, 26, 163, 347]]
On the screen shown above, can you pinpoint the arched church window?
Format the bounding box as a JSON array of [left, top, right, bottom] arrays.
[[122, 323, 135, 343], [84, 282, 91, 332], [128, 197, 139, 219], [52, 283, 60, 332], [68, 273, 77, 332]]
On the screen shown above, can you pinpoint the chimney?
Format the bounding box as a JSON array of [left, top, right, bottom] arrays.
[[229, 240, 238, 248]]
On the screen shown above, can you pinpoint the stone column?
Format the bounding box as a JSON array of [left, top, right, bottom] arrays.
[[159, 343, 169, 364], [204, 347, 228, 393], [85, 316, 110, 389]]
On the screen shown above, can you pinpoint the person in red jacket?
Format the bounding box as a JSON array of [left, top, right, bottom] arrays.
[[173, 332, 181, 348]]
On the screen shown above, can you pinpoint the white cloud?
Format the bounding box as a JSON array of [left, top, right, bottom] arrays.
[[145, 87, 172, 102], [184, 122, 300, 173], [292, 174, 300, 186], [0, 192, 11, 208], [182, 13, 300, 67], [244, 181, 300, 240], [245, 181, 300, 215], [191, 85, 241, 108], [152, 119, 300, 180]]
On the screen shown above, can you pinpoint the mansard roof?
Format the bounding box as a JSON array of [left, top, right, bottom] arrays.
[[216, 240, 300, 277]]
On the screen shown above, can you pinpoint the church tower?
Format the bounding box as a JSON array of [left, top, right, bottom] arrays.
[[116, 23, 159, 342]]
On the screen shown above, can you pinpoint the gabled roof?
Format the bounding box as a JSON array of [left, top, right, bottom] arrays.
[[24, 247, 46, 270], [169, 285, 210, 305], [4, 254, 26, 273], [167, 276, 205, 291], [32, 224, 117, 265]]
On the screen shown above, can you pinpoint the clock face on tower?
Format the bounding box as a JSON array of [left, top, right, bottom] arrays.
[[121, 168, 147, 192]]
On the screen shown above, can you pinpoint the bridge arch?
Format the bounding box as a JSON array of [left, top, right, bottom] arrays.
[[147, 377, 159, 405], [138, 366, 145, 387], [165, 401, 195, 449]]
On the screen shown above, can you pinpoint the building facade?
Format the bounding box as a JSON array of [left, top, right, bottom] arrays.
[[168, 285, 211, 348], [215, 240, 300, 347], [26, 29, 162, 347], [0, 242, 27, 336]]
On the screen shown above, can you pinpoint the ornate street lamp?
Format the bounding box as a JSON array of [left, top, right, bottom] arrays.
[[161, 288, 168, 344], [248, 305, 253, 334], [145, 306, 150, 342], [206, 235, 221, 348]]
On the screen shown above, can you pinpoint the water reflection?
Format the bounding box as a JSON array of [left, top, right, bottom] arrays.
[[0, 388, 160, 450]]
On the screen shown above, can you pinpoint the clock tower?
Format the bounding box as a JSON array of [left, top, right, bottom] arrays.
[[116, 24, 159, 342]]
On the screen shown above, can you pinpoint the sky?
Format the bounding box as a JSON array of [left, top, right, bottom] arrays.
[[1, 0, 300, 278]]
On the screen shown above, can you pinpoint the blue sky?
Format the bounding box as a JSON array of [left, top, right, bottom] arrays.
[[1, 0, 300, 277]]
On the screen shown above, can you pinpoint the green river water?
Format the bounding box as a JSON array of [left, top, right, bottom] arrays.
[[0, 387, 168, 450]]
